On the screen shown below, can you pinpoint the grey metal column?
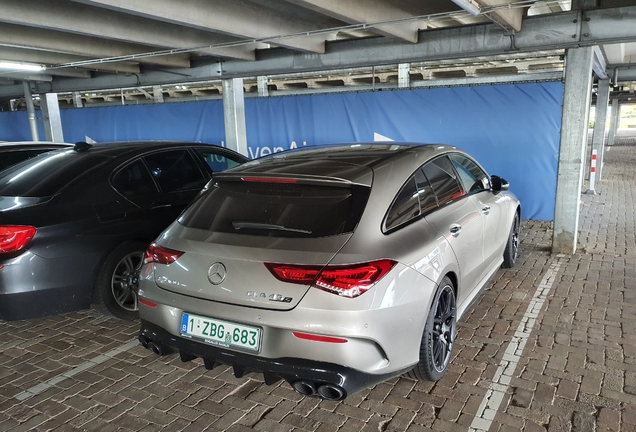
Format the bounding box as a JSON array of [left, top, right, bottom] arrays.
[[153, 85, 164, 103], [257, 76, 269, 97], [398, 63, 410, 88], [552, 47, 594, 254], [73, 92, 83, 108], [591, 79, 610, 180], [607, 98, 619, 146], [40, 93, 64, 142], [22, 80, 39, 141], [222, 78, 248, 157]]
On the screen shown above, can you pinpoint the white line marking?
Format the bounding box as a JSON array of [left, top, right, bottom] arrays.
[[469, 258, 563, 432], [14, 339, 139, 401]]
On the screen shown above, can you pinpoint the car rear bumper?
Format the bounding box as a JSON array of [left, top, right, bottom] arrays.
[[0, 251, 92, 320], [0, 285, 89, 321], [139, 319, 411, 400]]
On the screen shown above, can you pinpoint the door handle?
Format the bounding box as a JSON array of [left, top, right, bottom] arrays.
[[482, 205, 491, 215], [449, 224, 462, 237]]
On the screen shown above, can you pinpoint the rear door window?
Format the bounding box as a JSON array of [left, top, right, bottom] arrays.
[[422, 156, 465, 206], [179, 180, 370, 238], [143, 150, 206, 192], [112, 159, 157, 197]]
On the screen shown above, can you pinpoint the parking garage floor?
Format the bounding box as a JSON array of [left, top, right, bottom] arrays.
[[1, 136, 635, 432]]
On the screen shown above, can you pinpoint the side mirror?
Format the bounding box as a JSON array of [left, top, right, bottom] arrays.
[[491, 175, 509, 192]]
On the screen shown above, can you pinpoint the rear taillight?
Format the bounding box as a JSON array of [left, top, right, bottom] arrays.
[[265, 259, 397, 298], [0, 226, 36, 254], [144, 242, 184, 264]]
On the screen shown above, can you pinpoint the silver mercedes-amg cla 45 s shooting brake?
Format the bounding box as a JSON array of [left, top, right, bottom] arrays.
[[138, 143, 521, 400]]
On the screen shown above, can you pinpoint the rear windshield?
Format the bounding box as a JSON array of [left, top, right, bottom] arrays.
[[0, 150, 110, 197], [179, 180, 370, 238]]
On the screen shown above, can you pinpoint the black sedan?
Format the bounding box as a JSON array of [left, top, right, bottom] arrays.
[[0, 141, 247, 321], [0, 141, 73, 171]]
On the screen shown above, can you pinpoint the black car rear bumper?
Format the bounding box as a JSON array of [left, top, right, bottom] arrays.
[[139, 319, 410, 400], [0, 285, 90, 321]]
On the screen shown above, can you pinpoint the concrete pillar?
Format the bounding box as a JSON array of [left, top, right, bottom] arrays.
[[552, 47, 594, 254], [222, 78, 248, 157], [23, 80, 39, 141], [40, 93, 64, 142], [398, 63, 410, 89], [153, 86, 164, 103], [73, 92, 83, 108], [257, 76, 269, 97], [607, 98, 619, 146], [591, 79, 610, 180]]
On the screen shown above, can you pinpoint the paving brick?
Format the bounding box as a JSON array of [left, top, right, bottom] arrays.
[[0, 141, 636, 432]]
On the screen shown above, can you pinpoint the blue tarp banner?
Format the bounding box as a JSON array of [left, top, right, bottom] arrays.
[[0, 82, 563, 220]]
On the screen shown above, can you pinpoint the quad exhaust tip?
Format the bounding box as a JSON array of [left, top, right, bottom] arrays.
[[138, 335, 170, 356], [292, 381, 344, 400], [138, 336, 345, 400]]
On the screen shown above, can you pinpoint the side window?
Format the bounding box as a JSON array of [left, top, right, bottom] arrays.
[[385, 176, 420, 232], [422, 156, 465, 206], [143, 150, 206, 193], [449, 154, 490, 194], [112, 159, 157, 197], [414, 168, 438, 215], [193, 148, 244, 173]]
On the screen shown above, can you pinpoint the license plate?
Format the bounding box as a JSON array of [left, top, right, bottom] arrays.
[[180, 313, 261, 353]]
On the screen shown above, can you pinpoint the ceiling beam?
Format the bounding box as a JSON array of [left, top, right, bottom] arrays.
[[0, 0, 258, 61], [0, 24, 190, 69], [71, 0, 334, 53], [477, 0, 525, 32], [0, 47, 141, 74], [2, 6, 636, 97], [283, 0, 426, 43]]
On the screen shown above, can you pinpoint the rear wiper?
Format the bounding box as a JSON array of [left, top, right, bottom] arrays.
[[232, 221, 312, 234]]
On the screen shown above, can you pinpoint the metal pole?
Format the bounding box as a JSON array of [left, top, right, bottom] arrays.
[[22, 80, 39, 141], [584, 149, 597, 194]]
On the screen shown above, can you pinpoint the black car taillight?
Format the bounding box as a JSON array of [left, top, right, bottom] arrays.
[[264, 259, 397, 298], [144, 242, 184, 264], [0, 226, 36, 254]]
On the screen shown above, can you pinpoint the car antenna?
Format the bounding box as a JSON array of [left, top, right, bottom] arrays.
[[74, 141, 93, 152]]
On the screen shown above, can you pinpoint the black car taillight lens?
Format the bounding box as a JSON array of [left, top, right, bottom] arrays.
[[0, 226, 36, 254], [144, 242, 184, 264], [265, 259, 397, 298]]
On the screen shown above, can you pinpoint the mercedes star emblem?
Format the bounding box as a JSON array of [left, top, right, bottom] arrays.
[[207, 262, 227, 285]]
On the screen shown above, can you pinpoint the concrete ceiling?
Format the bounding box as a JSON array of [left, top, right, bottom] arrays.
[[1, 0, 636, 102]]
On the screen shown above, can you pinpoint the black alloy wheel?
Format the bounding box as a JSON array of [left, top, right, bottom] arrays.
[[502, 211, 520, 268], [407, 276, 457, 381], [431, 284, 456, 374]]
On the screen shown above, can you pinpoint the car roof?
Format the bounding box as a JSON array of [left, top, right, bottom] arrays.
[[64, 140, 244, 158], [222, 143, 458, 185], [0, 140, 248, 198], [0, 141, 73, 150]]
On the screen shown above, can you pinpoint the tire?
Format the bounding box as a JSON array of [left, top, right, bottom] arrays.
[[406, 276, 456, 381], [502, 211, 520, 269], [94, 241, 147, 320]]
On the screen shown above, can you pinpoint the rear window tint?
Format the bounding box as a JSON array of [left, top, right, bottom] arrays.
[[179, 180, 370, 238], [0, 150, 109, 197]]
